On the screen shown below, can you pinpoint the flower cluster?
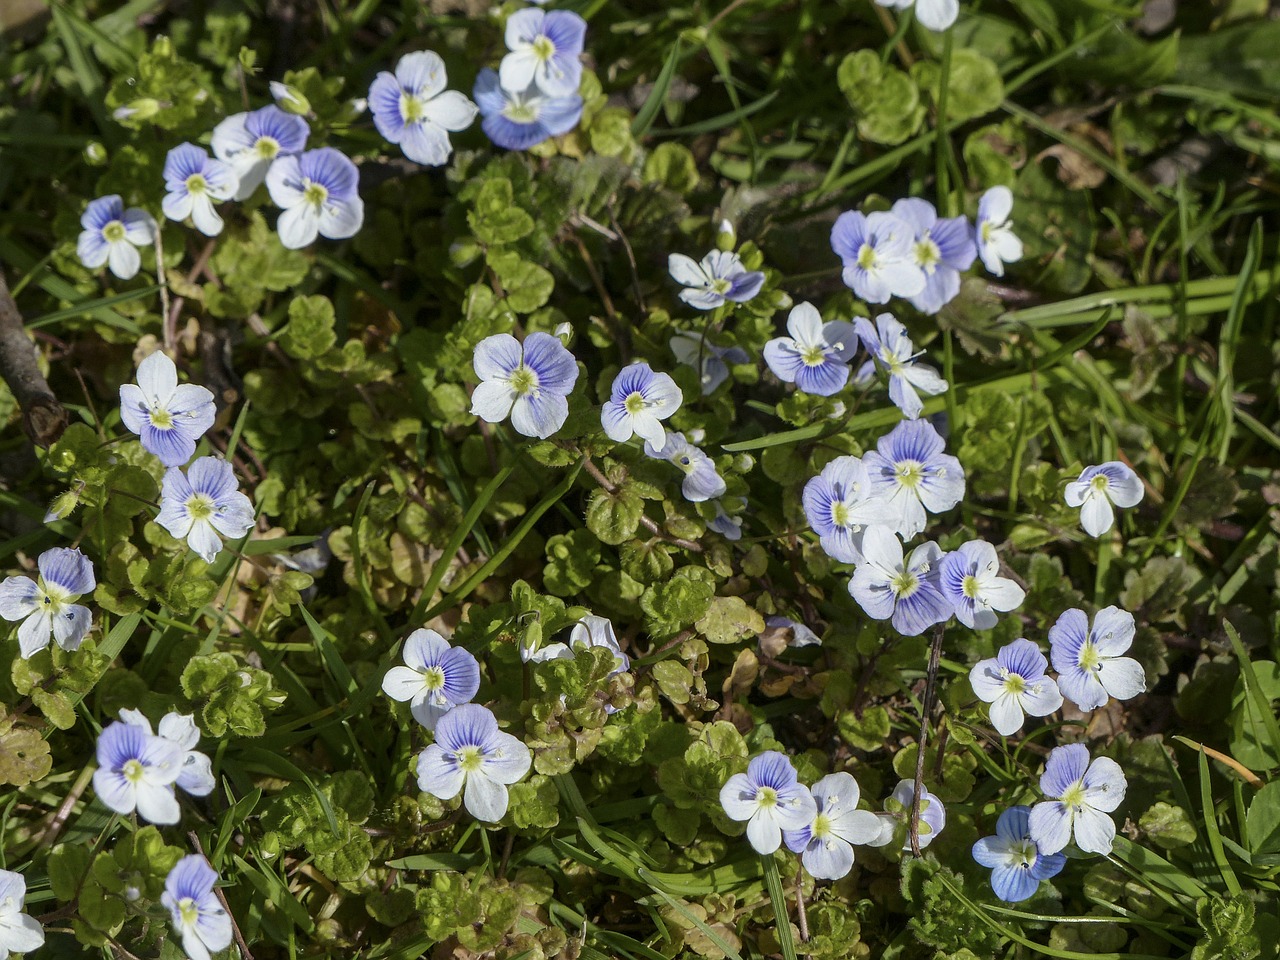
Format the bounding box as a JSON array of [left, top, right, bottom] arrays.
[[92, 710, 214, 824]]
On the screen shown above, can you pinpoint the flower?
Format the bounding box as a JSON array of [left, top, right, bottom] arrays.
[[369, 51, 479, 166], [968, 639, 1063, 736], [863, 419, 966, 539], [92, 721, 185, 823], [119, 351, 216, 467], [644, 431, 726, 502], [668, 250, 765, 311], [161, 143, 239, 237], [76, 195, 154, 280], [972, 806, 1066, 902], [499, 8, 587, 97], [719, 751, 817, 855], [830, 211, 924, 304], [1028, 743, 1127, 855], [265, 147, 364, 249], [853, 312, 947, 419], [762, 302, 859, 396], [119, 710, 215, 797], [874, 0, 959, 31], [1049, 606, 1146, 712], [525, 614, 630, 676], [889, 198, 976, 315], [474, 68, 582, 151], [938, 540, 1025, 630], [211, 105, 310, 200], [975, 186, 1023, 277], [1064, 462, 1144, 538], [708, 498, 745, 540], [802, 456, 895, 564], [669, 332, 749, 394], [886, 779, 946, 850], [848, 526, 951, 636], [415, 704, 532, 821], [763, 616, 822, 649], [601, 362, 683, 447], [381, 629, 481, 731], [469, 332, 579, 439], [162, 855, 232, 960], [782, 772, 884, 880], [157, 457, 256, 564], [0, 870, 44, 960], [0, 546, 95, 658]]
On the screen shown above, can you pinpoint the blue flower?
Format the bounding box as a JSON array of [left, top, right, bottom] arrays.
[[938, 539, 1025, 630], [885, 779, 946, 849], [975, 186, 1023, 277], [1048, 606, 1145, 712], [830, 210, 924, 304], [0, 546, 95, 658], [708, 498, 745, 540], [848, 526, 951, 636], [853, 313, 948, 419], [863, 419, 965, 539], [890, 198, 976, 315], [1064, 461, 1144, 537], [156, 457, 256, 564], [762, 302, 859, 396], [802, 455, 895, 564], [470, 332, 579, 439], [161, 143, 239, 237], [415, 704, 532, 822], [474, 68, 582, 151], [668, 250, 765, 310], [76, 195, 154, 280], [764, 615, 822, 648], [499, 8, 587, 97], [601, 362, 683, 447], [644, 431, 726, 503], [119, 351, 216, 467], [211, 105, 310, 200], [1028, 743, 1127, 855], [783, 772, 884, 880], [381, 628, 481, 731], [369, 51, 479, 166], [719, 751, 817, 855], [968, 639, 1063, 737], [669, 332, 749, 394], [162, 855, 232, 960], [972, 806, 1066, 902], [119, 710, 215, 797], [92, 721, 185, 824], [0, 870, 44, 960], [265, 147, 364, 249]]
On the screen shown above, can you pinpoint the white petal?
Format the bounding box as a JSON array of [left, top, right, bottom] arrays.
[[719, 774, 759, 821], [463, 771, 509, 821], [988, 694, 1025, 737], [107, 240, 141, 280], [668, 253, 706, 288], [133, 782, 181, 825], [1072, 806, 1117, 854], [1079, 494, 1115, 537], [746, 810, 783, 854]]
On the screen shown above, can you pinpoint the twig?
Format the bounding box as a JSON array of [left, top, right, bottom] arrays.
[[154, 228, 173, 354], [38, 763, 96, 848], [0, 267, 68, 447], [188, 831, 255, 960], [572, 236, 631, 363], [909, 624, 945, 857], [581, 457, 703, 552], [794, 866, 810, 945]]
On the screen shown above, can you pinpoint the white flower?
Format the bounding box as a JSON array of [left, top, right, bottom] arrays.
[[1064, 462, 1144, 537], [975, 186, 1023, 276], [0, 870, 43, 960], [968, 639, 1063, 737]]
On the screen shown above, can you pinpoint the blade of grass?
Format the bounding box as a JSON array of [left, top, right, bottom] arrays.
[[1196, 750, 1242, 895], [632, 38, 684, 137], [761, 853, 798, 960]]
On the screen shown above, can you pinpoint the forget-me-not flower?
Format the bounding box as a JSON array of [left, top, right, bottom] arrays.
[[890, 198, 976, 315], [92, 721, 185, 824], [499, 8, 587, 97], [474, 68, 582, 151], [369, 51, 479, 166], [161, 143, 239, 237], [863, 419, 965, 539], [802, 456, 895, 565], [212, 105, 310, 200], [157, 457, 256, 564], [939, 540, 1025, 630], [644, 431, 726, 502], [77, 195, 154, 280], [119, 710, 215, 797], [719, 751, 817, 855], [381, 628, 481, 731], [265, 147, 364, 249], [853, 312, 947, 419], [416, 703, 532, 821], [848, 526, 951, 636], [0, 870, 44, 960], [119, 351, 216, 467], [972, 806, 1066, 902], [470, 332, 579, 439], [968, 639, 1063, 736], [0, 546, 95, 658], [874, 0, 959, 31], [782, 772, 884, 880], [669, 332, 749, 394], [975, 186, 1023, 277], [601, 362, 682, 447], [830, 211, 924, 305], [1064, 461, 1144, 538], [668, 250, 765, 311], [162, 855, 232, 960], [762, 302, 859, 396], [885, 779, 947, 850], [1028, 743, 1127, 855], [1049, 606, 1145, 712]]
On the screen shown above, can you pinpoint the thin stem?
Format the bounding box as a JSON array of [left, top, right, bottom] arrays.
[[909, 624, 945, 857], [581, 456, 704, 553]]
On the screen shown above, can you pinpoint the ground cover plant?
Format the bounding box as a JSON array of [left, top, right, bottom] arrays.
[[0, 0, 1278, 958]]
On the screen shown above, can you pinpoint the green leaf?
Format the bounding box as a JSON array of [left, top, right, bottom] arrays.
[[695, 596, 765, 645], [911, 48, 1003, 123], [488, 250, 555, 314], [1246, 780, 1280, 856], [836, 50, 924, 145], [281, 295, 337, 360], [468, 178, 535, 245], [1139, 801, 1198, 849], [586, 485, 644, 545]]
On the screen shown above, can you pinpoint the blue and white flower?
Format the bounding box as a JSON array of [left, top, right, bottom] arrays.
[[157, 457, 256, 564], [830, 210, 924, 304], [975, 186, 1023, 277], [764, 615, 822, 649], [474, 68, 582, 151], [668, 250, 765, 311], [0, 870, 44, 960], [76, 195, 154, 280], [416, 704, 533, 822], [644, 431, 726, 502], [1028, 743, 1127, 855], [162, 855, 232, 960], [1049, 606, 1145, 712], [119, 351, 216, 467], [709, 498, 746, 541], [939, 539, 1025, 630], [782, 772, 884, 880], [601, 362, 683, 447], [972, 806, 1066, 902], [848, 526, 951, 636], [885, 779, 947, 850], [161, 143, 239, 237], [265, 147, 364, 249], [890, 198, 975, 315], [1064, 461, 1144, 538], [211, 105, 310, 200], [853, 313, 947, 419], [762, 302, 859, 396], [0, 546, 95, 658], [669, 332, 749, 395], [719, 751, 817, 855], [874, 0, 959, 31], [863, 419, 966, 539], [470, 332, 579, 439], [528, 615, 631, 686], [119, 710, 215, 797], [92, 721, 185, 824], [802, 456, 895, 565], [968, 639, 1063, 737], [381, 628, 481, 731], [369, 51, 479, 166], [500, 8, 587, 97]]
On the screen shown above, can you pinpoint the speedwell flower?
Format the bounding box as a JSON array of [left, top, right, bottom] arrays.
[[0, 546, 95, 658], [381, 628, 481, 731], [162, 855, 232, 960], [849, 526, 951, 636], [885, 779, 947, 850], [161, 143, 239, 237], [499, 8, 587, 97], [1028, 743, 1127, 855], [975, 186, 1023, 277], [601, 362, 682, 447], [802, 455, 895, 564], [212, 105, 310, 200], [77, 195, 154, 280], [474, 68, 582, 151], [762, 301, 859, 396], [0, 870, 44, 960], [708, 498, 745, 541], [968, 639, 1063, 736], [668, 250, 765, 311], [719, 751, 817, 855], [863, 419, 965, 540], [416, 703, 533, 822], [669, 332, 749, 394], [890, 198, 976, 315], [369, 51, 479, 166], [782, 772, 884, 880], [119, 710, 215, 797], [265, 147, 364, 249], [853, 312, 947, 419], [92, 721, 185, 824], [972, 806, 1066, 902], [1064, 461, 1144, 538], [157, 457, 256, 564], [939, 539, 1025, 630], [875, 0, 959, 31], [470, 332, 579, 439], [644, 431, 726, 502], [1049, 606, 1145, 712], [830, 210, 924, 304], [119, 350, 216, 467]]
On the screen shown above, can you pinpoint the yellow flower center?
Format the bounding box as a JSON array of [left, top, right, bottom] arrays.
[[187, 493, 216, 522], [510, 364, 539, 397], [400, 93, 426, 124], [533, 36, 556, 61], [624, 391, 647, 415], [103, 220, 127, 243], [185, 173, 208, 195], [1090, 474, 1110, 493], [962, 575, 981, 598], [891, 570, 918, 597], [915, 238, 941, 270], [123, 759, 145, 783], [255, 136, 280, 159], [179, 897, 200, 927], [895, 461, 923, 488], [811, 812, 832, 838], [800, 344, 827, 367], [1002, 670, 1026, 695], [856, 243, 877, 269], [756, 786, 778, 809], [303, 181, 329, 207], [1079, 642, 1101, 672], [1060, 781, 1087, 811], [151, 408, 174, 429], [457, 745, 484, 773], [421, 666, 445, 691]]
